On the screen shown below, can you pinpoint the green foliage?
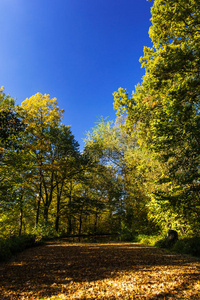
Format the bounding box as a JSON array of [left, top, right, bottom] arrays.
[[155, 237, 173, 249], [0, 87, 25, 153], [33, 223, 59, 241], [119, 223, 136, 242], [136, 234, 164, 246], [0, 237, 12, 262], [8, 234, 36, 254], [0, 234, 36, 262], [136, 0, 200, 219], [1, 0, 200, 242], [111, 0, 200, 233], [172, 237, 200, 257], [155, 236, 200, 258]]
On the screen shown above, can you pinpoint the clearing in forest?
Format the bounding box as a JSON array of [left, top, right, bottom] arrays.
[[0, 241, 200, 299]]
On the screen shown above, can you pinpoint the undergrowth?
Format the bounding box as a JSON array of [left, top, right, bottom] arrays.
[[137, 234, 200, 258], [0, 234, 37, 262]]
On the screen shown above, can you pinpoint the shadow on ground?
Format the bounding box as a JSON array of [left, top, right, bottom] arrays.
[[0, 241, 200, 299]]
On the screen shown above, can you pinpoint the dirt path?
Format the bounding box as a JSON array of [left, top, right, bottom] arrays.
[[0, 241, 200, 299]]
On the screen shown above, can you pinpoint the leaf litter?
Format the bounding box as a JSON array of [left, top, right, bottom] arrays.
[[0, 241, 200, 299]]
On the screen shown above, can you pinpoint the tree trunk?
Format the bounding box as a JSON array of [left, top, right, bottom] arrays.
[[78, 213, 82, 242], [67, 181, 73, 235], [19, 207, 23, 236], [36, 157, 43, 226], [36, 189, 41, 226], [43, 171, 54, 225], [44, 204, 49, 224], [36, 200, 40, 226], [55, 180, 65, 232], [55, 194, 60, 232], [94, 211, 99, 235]]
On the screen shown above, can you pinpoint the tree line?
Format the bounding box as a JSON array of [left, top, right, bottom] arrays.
[[0, 91, 126, 238], [1, 0, 200, 239]]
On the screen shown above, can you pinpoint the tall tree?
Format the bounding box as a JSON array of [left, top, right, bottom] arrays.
[[51, 124, 80, 232], [0, 87, 24, 152], [114, 0, 200, 231], [0, 88, 28, 236], [85, 117, 159, 235], [21, 93, 64, 224]]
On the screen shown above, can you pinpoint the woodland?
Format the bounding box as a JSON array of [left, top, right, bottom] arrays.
[[1, 0, 200, 257]]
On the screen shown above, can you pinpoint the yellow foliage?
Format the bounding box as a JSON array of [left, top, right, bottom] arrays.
[[21, 93, 64, 128]]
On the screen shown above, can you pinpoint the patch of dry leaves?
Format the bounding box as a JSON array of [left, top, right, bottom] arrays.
[[0, 241, 200, 299]]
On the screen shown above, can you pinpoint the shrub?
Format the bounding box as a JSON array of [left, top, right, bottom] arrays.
[[33, 223, 58, 241], [119, 226, 136, 242], [0, 234, 37, 262], [172, 237, 200, 257], [8, 235, 36, 254], [0, 238, 12, 262], [155, 236, 200, 258], [137, 234, 164, 246], [155, 237, 172, 249]]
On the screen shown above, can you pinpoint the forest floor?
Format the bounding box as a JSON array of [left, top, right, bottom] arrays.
[[0, 241, 200, 300]]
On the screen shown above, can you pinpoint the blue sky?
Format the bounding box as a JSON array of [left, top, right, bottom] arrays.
[[0, 0, 153, 150]]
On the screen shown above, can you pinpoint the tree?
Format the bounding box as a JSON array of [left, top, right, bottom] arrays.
[[84, 117, 160, 236], [51, 124, 80, 232], [0, 87, 24, 152], [0, 88, 29, 236], [114, 0, 200, 232], [21, 93, 65, 224], [143, 0, 200, 228]]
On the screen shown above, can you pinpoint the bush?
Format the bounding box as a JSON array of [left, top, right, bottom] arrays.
[[137, 234, 164, 246], [0, 234, 37, 262], [119, 226, 136, 242], [172, 237, 200, 257], [0, 238, 12, 262], [33, 223, 58, 241], [155, 236, 200, 258], [8, 235, 36, 254], [155, 237, 173, 249], [136, 235, 151, 245]]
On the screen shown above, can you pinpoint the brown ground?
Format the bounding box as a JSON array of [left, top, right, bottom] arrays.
[[0, 241, 200, 299]]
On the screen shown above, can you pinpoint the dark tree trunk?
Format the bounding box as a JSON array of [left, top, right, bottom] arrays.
[[67, 181, 73, 235], [78, 213, 82, 242], [36, 188, 41, 226], [36, 158, 43, 226], [55, 194, 60, 232], [168, 230, 178, 245], [43, 171, 54, 225], [19, 207, 23, 236], [94, 211, 98, 234], [36, 199, 40, 226], [55, 180, 65, 232], [55, 214, 60, 232], [44, 204, 49, 224]]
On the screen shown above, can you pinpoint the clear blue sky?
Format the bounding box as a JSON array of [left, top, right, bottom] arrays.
[[0, 0, 153, 150]]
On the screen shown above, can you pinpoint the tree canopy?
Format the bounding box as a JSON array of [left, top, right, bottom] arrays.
[[1, 0, 200, 239]]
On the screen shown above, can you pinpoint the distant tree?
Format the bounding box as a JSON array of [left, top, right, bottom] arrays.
[[84, 117, 160, 235], [0, 87, 24, 152]]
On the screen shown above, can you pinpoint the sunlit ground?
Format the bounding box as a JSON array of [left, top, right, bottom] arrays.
[[0, 242, 200, 299]]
